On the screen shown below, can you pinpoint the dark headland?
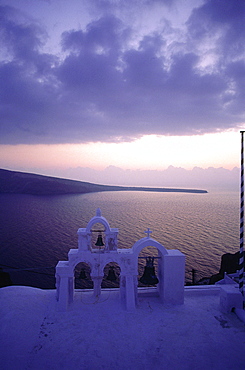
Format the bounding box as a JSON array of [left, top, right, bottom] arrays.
[[0, 168, 208, 195]]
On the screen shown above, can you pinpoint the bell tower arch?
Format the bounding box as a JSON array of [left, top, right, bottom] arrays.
[[77, 208, 118, 252], [56, 209, 185, 312]]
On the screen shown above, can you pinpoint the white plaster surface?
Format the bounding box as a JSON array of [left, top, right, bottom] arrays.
[[1, 286, 245, 370]]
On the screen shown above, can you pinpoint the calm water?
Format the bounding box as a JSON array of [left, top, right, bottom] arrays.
[[0, 190, 240, 288]]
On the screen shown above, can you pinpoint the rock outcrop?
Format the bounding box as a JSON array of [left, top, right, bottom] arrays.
[[210, 251, 245, 284]]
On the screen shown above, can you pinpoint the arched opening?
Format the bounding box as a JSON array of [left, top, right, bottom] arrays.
[[74, 262, 93, 289], [102, 262, 121, 288], [90, 222, 106, 251]]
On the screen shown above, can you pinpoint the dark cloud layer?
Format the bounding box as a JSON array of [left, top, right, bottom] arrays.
[[0, 0, 244, 144]]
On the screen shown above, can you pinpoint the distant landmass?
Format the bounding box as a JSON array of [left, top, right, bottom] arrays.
[[0, 168, 208, 195]]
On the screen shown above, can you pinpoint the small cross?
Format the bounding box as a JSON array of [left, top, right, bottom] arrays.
[[144, 228, 152, 238]]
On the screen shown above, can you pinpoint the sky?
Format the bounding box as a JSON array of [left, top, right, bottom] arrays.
[[0, 0, 244, 186]]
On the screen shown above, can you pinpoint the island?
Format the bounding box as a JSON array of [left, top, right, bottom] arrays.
[[0, 168, 208, 195]]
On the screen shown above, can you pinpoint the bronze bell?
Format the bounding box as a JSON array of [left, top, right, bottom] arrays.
[[106, 266, 117, 281], [95, 233, 104, 247], [140, 257, 159, 285]]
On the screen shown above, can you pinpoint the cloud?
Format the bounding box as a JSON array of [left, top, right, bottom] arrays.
[[0, 1, 244, 144], [187, 0, 245, 59]]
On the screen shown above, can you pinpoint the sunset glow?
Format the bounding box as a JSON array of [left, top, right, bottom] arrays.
[[0, 131, 240, 173]]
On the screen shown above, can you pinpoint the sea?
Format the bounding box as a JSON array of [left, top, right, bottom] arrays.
[[0, 190, 240, 289]]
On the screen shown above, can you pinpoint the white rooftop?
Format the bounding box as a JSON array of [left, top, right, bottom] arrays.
[[1, 285, 245, 370]]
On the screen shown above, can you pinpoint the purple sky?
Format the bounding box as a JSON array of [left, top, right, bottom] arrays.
[[0, 0, 244, 145], [0, 0, 244, 190]]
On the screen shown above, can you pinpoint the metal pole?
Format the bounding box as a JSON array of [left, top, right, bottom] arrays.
[[191, 268, 196, 285], [239, 131, 245, 296]]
